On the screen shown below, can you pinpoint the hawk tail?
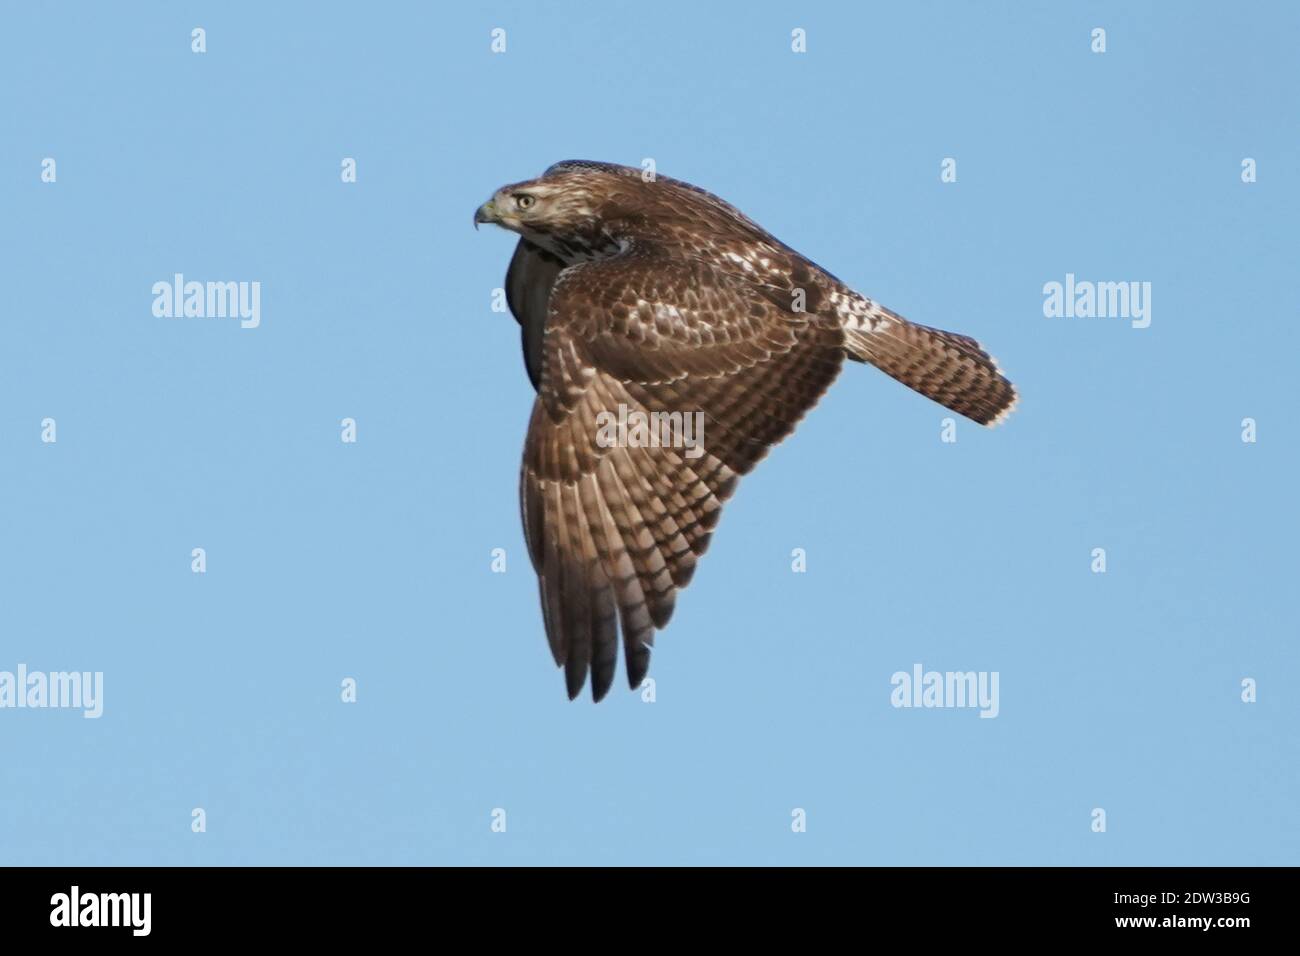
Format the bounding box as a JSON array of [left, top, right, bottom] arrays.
[[843, 316, 1017, 426]]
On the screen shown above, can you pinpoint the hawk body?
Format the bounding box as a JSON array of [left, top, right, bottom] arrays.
[[476, 161, 1017, 700]]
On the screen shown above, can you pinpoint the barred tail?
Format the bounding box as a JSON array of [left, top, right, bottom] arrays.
[[843, 313, 1018, 426]]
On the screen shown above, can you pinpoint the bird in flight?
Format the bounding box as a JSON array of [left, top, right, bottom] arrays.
[[475, 161, 1017, 701]]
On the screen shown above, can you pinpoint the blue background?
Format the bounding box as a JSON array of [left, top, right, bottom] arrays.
[[2, 1, 1296, 865]]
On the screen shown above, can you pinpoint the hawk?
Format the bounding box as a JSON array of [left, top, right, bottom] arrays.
[[475, 161, 1017, 701]]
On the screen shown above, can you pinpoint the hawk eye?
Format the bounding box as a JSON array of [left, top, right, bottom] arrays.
[[515, 193, 536, 210]]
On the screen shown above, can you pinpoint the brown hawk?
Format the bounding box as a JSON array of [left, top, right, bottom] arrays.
[[475, 160, 1017, 701]]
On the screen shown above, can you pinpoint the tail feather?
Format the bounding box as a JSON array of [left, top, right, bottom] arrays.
[[843, 314, 1018, 426]]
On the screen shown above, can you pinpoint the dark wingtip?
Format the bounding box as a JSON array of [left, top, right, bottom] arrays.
[[625, 648, 651, 691], [564, 663, 586, 701]]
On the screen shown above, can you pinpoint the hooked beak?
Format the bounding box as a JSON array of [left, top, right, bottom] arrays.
[[474, 199, 498, 230]]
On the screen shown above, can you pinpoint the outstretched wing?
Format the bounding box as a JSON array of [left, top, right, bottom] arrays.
[[520, 250, 844, 700]]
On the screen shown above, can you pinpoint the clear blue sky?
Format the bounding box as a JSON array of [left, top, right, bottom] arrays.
[[2, 1, 1296, 865]]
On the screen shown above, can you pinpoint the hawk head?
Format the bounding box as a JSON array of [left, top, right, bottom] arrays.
[[474, 161, 647, 262]]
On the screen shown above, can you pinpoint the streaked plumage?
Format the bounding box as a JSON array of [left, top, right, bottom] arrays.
[[475, 160, 1017, 701]]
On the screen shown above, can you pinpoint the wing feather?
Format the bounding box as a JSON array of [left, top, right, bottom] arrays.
[[520, 253, 842, 698], [505, 239, 564, 389]]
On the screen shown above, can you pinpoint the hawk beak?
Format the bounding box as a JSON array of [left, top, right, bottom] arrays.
[[474, 200, 498, 230]]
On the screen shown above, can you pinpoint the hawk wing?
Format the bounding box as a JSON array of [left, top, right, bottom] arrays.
[[505, 239, 563, 389], [518, 248, 844, 700]]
